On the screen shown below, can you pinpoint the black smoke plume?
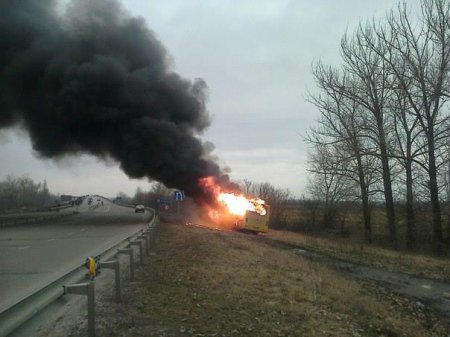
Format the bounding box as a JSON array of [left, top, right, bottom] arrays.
[[0, 0, 235, 203]]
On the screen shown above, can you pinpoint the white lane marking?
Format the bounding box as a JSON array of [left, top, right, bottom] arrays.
[[18, 245, 31, 250], [47, 238, 56, 242]]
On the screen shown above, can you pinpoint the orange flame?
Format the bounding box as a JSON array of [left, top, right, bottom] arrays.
[[218, 193, 250, 216], [218, 193, 266, 216], [198, 177, 266, 218]]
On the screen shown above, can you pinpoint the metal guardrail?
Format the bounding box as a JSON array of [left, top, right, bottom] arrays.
[[0, 210, 157, 337]]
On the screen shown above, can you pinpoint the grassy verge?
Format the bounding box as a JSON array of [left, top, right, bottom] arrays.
[[268, 229, 450, 281], [90, 223, 448, 337]]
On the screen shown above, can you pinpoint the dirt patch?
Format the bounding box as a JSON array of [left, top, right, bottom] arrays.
[[32, 223, 449, 336]]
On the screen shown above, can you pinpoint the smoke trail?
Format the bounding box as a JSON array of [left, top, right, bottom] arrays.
[[0, 0, 234, 203]]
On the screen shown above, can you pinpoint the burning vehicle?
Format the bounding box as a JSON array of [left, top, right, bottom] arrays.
[[198, 177, 270, 233], [234, 203, 270, 234]]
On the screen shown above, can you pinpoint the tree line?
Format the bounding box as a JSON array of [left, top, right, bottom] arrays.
[[306, 0, 450, 254], [0, 175, 52, 210], [130, 183, 173, 207]]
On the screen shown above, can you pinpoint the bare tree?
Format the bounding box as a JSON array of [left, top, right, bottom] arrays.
[[337, 25, 398, 247], [242, 179, 253, 195], [0, 175, 52, 210], [308, 66, 377, 243], [307, 0, 450, 254], [307, 142, 355, 228], [369, 0, 450, 254], [133, 187, 145, 205], [388, 84, 425, 249], [248, 181, 291, 228], [132, 182, 172, 207]]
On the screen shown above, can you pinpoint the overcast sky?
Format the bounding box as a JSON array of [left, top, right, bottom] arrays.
[[0, 0, 419, 198]]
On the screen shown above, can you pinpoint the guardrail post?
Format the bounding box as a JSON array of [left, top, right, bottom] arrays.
[[148, 226, 156, 246], [142, 229, 151, 249], [145, 226, 153, 247], [100, 259, 121, 302], [117, 248, 134, 280], [129, 241, 144, 265], [64, 282, 95, 337], [137, 234, 149, 256]]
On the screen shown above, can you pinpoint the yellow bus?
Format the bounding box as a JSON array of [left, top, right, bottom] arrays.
[[235, 204, 270, 233]]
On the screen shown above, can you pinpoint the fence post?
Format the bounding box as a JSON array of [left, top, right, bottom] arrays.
[[64, 282, 95, 337]]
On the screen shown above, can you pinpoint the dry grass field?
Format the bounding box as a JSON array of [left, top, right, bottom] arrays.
[[53, 222, 449, 337], [269, 229, 450, 282], [280, 203, 450, 258]]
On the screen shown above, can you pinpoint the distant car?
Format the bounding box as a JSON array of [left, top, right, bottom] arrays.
[[135, 205, 145, 213]]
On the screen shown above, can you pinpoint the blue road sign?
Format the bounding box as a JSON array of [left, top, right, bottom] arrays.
[[174, 191, 185, 201]]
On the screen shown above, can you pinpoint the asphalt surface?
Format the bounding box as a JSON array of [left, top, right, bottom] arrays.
[[0, 197, 150, 312]]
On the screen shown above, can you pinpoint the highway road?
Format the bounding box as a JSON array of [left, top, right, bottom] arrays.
[[0, 197, 151, 312]]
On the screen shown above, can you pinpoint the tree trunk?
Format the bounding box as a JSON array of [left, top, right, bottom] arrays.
[[427, 131, 443, 255], [377, 118, 397, 247], [361, 187, 371, 243], [405, 159, 416, 250], [357, 155, 371, 243]]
